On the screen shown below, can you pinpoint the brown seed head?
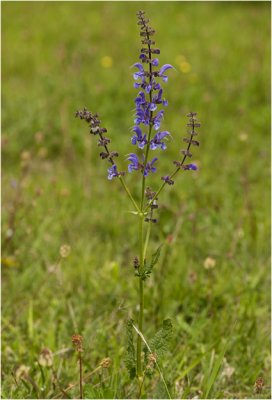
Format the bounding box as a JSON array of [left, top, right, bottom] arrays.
[[254, 377, 265, 393], [72, 334, 83, 352], [100, 357, 111, 368]]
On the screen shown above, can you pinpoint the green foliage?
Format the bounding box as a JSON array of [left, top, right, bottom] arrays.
[[202, 341, 229, 399], [136, 245, 163, 280], [148, 318, 173, 358], [125, 319, 136, 379]]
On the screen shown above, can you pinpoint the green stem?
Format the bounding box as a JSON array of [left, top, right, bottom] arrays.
[[143, 221, 151, 260], [119, 176, 141, 213], [137, 215, 144, 378]]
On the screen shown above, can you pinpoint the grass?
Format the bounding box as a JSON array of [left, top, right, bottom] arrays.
[[2, 1, 271, 399]]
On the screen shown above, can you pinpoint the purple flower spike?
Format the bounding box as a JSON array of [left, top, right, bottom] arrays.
[[108, 164, 119, 180]]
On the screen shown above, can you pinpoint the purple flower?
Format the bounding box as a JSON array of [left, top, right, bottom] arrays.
[[108, 164, 119, 180], [183, 163, 198, 171], [153, 89, 168, 107], [158, 64, 174, 82], [135, 91, 146, 107], [153, 110, 164, 130], [134, 105, 151, 126], [144, 157, 158, 177], [131, 126, 147, 149], [150, 131, 170, 150], [133, 63, 145, 81], [128, 153, 141, 172], [152, 58, 159, 66]]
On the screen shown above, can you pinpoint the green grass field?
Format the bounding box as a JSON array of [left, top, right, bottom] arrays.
[[2, 1, 271, 399]]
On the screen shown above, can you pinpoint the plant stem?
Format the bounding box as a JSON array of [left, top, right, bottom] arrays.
[[137, 215, 144, 379], [119, 176, 141, 213], [79, 352, 83, 399], [143, 221, 151, 260]]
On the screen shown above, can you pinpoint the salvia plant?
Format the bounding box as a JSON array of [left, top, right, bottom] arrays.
[[76, 10, 200, 397]]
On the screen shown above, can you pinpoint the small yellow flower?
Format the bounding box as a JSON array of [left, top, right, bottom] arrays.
[[60, 244, 71, 258], [204, 257, 216, 270], [179, 61, 191, 74], [101, 56, 113, 68]]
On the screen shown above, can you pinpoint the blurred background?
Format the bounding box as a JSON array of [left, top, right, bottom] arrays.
[[2, 2, 271, 399]]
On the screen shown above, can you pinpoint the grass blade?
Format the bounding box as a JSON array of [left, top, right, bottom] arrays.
[[203, 340, 228, 399]]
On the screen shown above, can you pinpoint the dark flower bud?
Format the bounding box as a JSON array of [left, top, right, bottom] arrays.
[[109, 151, 119, 158], [133, 256, 140, 269], [150, 49, 160, 54], [187, 112, 197, 117], [187, 130, 198, 136], [90, 126, 100, 134], [183, 138, 200, 146], [161, 175, 174, 185], [141, 39, 155, 45], [100, 152, 109, 159], [181, 150, 192, 157], [98, 137, 111, 146], [145, 187, 156, 200], [187, 122, 201, 128], [145, 217, 157, 223]]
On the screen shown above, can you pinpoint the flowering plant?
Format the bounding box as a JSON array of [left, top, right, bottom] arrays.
[[76, 10, 200, 397]]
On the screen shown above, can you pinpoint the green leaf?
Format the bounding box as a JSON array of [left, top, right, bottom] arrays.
[[124, 319, 136, 379], [149, 318, 173, 358], [140, 244, 163, 280], [149, 244, 163, 272]]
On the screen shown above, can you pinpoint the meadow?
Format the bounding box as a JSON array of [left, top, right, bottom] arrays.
[[1, 1, 271, 399]]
